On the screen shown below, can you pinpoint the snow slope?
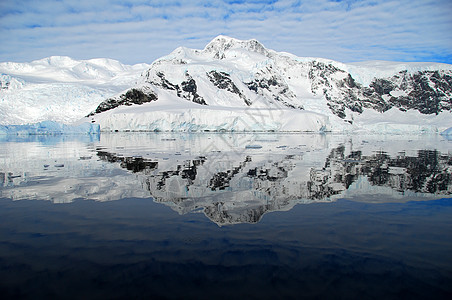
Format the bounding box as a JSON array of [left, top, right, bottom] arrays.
[[0, 56, 149, 125], [85, 36, 452, 133]]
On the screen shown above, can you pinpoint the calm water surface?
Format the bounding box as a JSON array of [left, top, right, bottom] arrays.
[[0, 133, 451, 299]]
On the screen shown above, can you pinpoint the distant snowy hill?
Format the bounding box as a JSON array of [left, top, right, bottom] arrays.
[[84, 36, 452, 133], [0, 56, 149, 125]]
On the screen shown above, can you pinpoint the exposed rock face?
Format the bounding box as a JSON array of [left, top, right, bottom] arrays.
[[311, 62, 452, 119], [87, 87, 157, 116], [207, 70, 251, 106], [180, 75, 206, 105], [148, 71, 206, 105], [389, 70, 452, 114], [246, 68, 302, 109]]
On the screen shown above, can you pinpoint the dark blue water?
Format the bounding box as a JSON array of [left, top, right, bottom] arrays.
[[0, 197, 451, 299], [1, 133, 451, 299]]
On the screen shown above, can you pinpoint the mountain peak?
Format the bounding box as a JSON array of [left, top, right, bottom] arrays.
[[32, 56, 78, 67], [203, 35, 269, 59]]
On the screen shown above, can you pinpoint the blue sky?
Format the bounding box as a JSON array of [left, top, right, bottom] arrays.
[[1, 0, 451, 64]]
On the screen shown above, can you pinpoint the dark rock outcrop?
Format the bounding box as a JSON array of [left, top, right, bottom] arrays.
[[150, 71, 206, 105], [246, 69, 303, 110], [87, 88, 157, 116], [309, 61, 452, 120], [207, 71, 251, 106]]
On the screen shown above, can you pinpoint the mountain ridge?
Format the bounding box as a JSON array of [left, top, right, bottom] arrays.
[[85, 35, 452, 132]]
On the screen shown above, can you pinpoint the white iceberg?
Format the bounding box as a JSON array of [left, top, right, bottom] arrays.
[[441, 127, 452, 136]]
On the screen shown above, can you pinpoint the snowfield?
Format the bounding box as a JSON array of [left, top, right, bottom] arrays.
[[1, 36, 451, 134], [84, 91, 331, 132], [0, 56, 149, 125]]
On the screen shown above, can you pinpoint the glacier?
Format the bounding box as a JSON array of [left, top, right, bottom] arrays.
[[0, 56, 149, 125], [0, 121, 100, 135]]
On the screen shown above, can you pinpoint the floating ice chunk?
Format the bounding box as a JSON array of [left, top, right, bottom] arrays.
[[245, 144, 263, 149], [441, 127, 452, 141], [441, 127, 452, 136]]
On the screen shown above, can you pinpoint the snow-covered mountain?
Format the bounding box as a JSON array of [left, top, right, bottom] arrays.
[[84, 36, 452, 133], [1, 36, 451, 133], [0, 56, 149, 125]]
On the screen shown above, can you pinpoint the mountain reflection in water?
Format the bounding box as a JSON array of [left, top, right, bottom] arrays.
[[1, 133, 451, 225], [96, 142, 451, 225]]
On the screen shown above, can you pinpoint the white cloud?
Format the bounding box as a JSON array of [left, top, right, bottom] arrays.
[[0, 0, 451, 64]]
